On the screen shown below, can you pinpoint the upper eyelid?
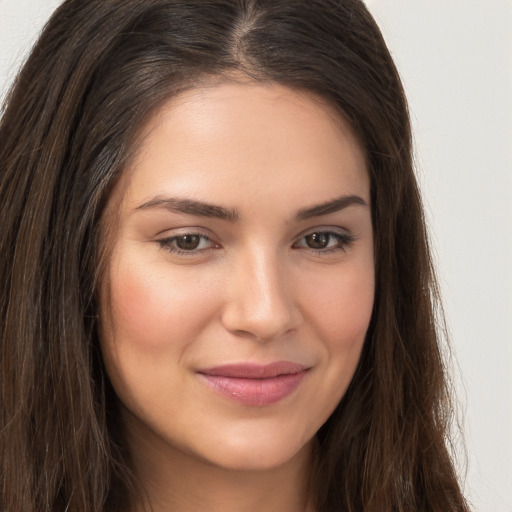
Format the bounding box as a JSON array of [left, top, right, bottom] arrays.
[[159, 233, 214, 244], [295, 231, 353, 244], [155, 226, 215, 240], [157, 233, 217, 255], [154, 226, 354, 245], [294, 226, 352, 239]]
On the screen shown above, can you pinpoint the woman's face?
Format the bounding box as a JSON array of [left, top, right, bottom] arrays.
[[100, 82, 374, 472]]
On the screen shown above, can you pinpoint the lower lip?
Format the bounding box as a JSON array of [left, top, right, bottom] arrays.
[[199, 371, 308, 407]]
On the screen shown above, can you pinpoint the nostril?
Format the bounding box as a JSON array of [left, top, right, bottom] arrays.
[[219, 254, 301, 341], [220, 291, 299, 342]]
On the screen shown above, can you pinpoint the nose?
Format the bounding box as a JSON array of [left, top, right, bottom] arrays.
[[220, 249, 301, 342]]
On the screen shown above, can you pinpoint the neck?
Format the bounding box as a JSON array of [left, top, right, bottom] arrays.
[[125, 416, 316, 512]]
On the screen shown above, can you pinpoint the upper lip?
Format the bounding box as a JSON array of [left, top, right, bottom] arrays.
[[198, 361, 308, 379]]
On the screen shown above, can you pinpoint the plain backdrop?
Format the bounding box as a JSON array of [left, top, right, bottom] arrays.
[[1, 1, 511, 510]]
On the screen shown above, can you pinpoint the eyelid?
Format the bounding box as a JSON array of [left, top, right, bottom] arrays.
[[154, 226, 356, 256], [156, 230, 219, 255], [292, 227, 356, 252]]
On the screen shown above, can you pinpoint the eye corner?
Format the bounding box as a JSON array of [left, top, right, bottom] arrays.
[[157, 232, 220, 256], [292, 228, 356, 254]]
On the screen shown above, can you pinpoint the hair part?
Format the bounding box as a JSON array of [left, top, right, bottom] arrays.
[[1, 1, 468, 511]]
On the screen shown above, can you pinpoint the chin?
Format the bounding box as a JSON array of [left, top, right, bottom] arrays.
[[194, 427, 314, 472]]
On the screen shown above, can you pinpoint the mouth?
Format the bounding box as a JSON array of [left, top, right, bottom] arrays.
[[197, 361, 309, 407]]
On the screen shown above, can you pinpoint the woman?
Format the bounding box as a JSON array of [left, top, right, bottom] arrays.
[[0, 0, 469, 510]]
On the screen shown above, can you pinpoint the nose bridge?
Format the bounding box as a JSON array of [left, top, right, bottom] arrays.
[[221, 245, 298, 341]]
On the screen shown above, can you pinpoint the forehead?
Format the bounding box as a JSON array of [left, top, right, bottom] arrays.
[[119, 81, 369, 214]]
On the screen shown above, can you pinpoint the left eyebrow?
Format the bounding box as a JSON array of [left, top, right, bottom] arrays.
[[135, 196, 239, 222], [295, 194, 368, 220]]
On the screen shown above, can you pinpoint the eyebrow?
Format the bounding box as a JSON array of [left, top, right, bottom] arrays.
[[135, 196, 239, 222], [295, 194, 368, 220], [135, 194, 367, 222]]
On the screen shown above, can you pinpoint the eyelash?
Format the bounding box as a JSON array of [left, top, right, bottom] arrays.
[[157, 230, 355, 256], [157, 233, 216, 255], [292, 231, 355, 254]]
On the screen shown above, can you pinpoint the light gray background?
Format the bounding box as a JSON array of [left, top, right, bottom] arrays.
[[1, 1, 511, 510]]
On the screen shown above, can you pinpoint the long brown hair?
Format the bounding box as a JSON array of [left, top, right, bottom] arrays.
[[0, 1, 468, 510]]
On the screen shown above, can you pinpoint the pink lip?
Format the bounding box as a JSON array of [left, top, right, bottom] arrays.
[[198, 362, 309, 407]]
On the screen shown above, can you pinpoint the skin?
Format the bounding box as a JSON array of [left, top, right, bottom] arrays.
[[100, 81, 375, 512]]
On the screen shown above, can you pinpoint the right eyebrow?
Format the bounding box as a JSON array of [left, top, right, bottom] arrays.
[[295, 194, 368, 220], [134, 196, 239, 222]]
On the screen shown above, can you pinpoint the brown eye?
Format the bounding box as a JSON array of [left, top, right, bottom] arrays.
[[294, 230, 354, 253], [304, 232, 330, 249], [158, 233, 215, 255], [175, 234, 201, 250]]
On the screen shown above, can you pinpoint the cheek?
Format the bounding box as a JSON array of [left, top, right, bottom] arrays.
[[99, 250, 224, 400], [99, 251, 224, 418], [291, 259, 374, 431], [106, 256, 216, 351], [299, 261, 375, 349]]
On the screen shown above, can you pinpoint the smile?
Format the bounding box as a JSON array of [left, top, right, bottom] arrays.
[[197, 362, 309, 407]]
